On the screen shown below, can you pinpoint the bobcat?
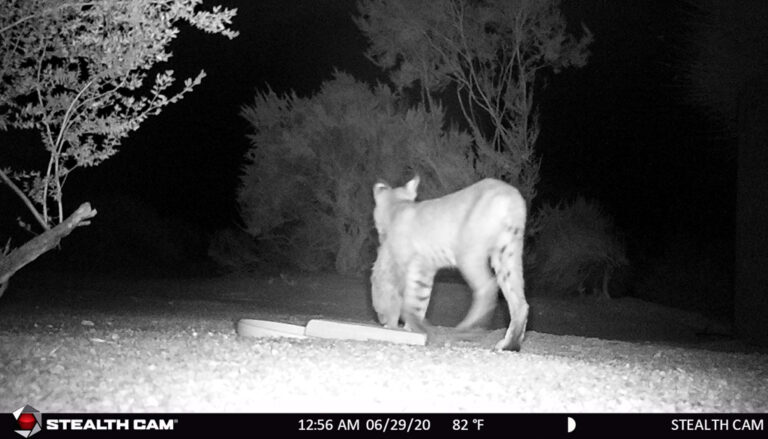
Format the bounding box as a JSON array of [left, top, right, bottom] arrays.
[[371, 175, 529, 351]]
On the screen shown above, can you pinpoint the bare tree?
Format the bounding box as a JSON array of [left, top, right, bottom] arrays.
[[355, 0, 592, 202]]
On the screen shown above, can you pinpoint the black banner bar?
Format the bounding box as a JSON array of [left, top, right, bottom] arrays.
[[4, 413, 767, 438]]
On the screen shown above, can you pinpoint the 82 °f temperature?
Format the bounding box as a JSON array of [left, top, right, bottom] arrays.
[[452, 418, 485, 431]]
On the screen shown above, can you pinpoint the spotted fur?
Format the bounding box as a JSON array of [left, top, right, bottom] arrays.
[[371, 175, 529, 351]]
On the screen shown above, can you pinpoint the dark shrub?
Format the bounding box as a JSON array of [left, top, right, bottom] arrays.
[[239, 72, 478, 275], [527, 197, 628, 297]]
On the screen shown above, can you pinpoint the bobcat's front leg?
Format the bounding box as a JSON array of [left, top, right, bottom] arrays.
[[402, 259, 436, 332]]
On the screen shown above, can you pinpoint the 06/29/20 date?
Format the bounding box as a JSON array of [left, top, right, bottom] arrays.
[[298, 417, 431, 433]]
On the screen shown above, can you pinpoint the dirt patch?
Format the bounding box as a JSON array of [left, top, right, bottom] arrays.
[[1, 269, 763, 413]]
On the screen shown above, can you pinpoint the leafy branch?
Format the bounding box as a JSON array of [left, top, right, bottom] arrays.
[[1, 0, 238, 228], [0, 0, 237, 295]]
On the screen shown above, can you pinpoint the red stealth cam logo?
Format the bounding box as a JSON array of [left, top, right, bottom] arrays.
[[13, 405, 42, 438]]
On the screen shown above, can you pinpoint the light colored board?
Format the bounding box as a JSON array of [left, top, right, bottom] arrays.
[[237, 319, 308, 339], [305, 319, 426, 346]]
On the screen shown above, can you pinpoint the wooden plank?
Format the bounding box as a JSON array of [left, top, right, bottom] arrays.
[[305, 319, 426, 346], [237, 319, 307, 339]]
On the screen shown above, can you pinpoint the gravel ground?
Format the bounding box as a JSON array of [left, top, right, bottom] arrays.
[[0, 271, 766, 413]]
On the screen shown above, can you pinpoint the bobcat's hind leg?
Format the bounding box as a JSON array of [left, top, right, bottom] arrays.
[[455, 252, 499, 331], [492, 230, 528, 351]]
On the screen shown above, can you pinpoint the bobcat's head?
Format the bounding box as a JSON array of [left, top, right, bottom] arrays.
[[372, 175, 419, 243], [370, 244, 403, 328], [371, 278, 402, 329]]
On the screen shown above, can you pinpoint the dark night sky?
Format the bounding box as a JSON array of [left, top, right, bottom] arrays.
[[2, 0, 737, 265]]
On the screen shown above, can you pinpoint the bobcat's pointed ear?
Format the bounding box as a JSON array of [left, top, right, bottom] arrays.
[[373, 180, 390, 198], [404, 175, 420, 198]]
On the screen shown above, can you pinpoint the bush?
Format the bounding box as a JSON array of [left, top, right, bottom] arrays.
[[239, 71, 478, 275], [527, 197, 628, 297], [207, 227, 261, 273]]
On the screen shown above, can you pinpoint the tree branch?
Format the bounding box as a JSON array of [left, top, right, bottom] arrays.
[[0, 202, 96, 297], [0, 2, 99, 34], [0, 167, 49, 231]]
